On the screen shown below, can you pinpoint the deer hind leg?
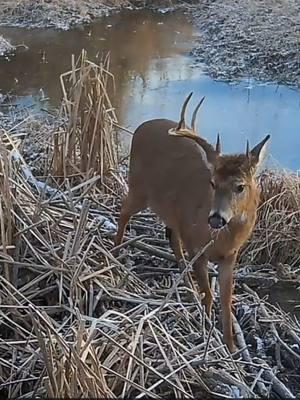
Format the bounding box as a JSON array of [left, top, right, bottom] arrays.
[[114, 192, 146, 251], [218, 255, 236, 352]]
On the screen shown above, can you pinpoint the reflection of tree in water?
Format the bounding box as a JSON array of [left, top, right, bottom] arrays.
[[0, 10, 194, 117]]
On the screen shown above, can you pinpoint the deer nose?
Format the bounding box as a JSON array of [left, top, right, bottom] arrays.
[[208, 213, 227, 229]]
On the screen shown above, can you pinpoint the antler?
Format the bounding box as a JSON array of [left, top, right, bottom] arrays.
[[191, 96, 205, 132], [245, 140, 250, 159], [169, 129, 203, 144], [176, 92, 193, 131], [216, 133, 221, 154]]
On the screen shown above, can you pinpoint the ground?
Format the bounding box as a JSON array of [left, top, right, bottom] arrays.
[[0, 0, 188, 29], [191, 0, 300, 87]]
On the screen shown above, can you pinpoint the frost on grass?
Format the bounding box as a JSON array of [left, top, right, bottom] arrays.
[[192, 0, 300, 87], [0, 0, 128, 29]]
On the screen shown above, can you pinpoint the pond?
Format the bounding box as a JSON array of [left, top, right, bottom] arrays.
[[0, 10, 300, 170]]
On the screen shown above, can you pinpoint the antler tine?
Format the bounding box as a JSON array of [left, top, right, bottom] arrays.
[[246, 140, 250, 158], [177, 92, 193, 130], [216, 133, 221, 154], [191, 96, 205, 132]]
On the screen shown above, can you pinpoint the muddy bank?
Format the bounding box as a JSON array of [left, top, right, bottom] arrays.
[[0, 0, 191, 30], [0, 1, 121, 30], [192, 0, 300, 87]]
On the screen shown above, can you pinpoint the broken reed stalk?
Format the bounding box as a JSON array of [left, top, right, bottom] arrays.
[[0, 136, 15, 281], [54, 50, 121, 191]]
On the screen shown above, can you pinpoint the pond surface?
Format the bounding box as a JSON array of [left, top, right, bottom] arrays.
[[0, 10, 300, 170]]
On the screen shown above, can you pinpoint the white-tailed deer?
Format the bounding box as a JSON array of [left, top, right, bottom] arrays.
[[114, 93, 270, 352]]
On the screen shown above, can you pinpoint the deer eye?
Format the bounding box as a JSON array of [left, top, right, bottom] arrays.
[[210, 180, 215, 189], [236, 184, 245, 193]]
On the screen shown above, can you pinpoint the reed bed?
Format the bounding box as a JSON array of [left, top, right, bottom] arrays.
[[0, 0, 182, 30], [0, 142, 299, 397], [0, 56, 300, 398]]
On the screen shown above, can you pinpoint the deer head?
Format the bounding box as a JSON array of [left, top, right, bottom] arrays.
[[208, 135, 271, 229]]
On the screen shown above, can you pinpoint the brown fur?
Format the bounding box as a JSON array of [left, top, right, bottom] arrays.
[[114, 99, 270, 352]]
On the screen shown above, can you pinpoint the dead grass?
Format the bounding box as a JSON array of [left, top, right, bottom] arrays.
[[53, 50, 123, 194], [0, 0, 184, 29], [241, 170, 300, 267], [0, 54, 299, 398]]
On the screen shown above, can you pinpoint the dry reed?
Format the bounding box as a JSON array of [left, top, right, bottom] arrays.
[[0, 136, 15, 281], [53, 50, 125, 194], [241, 169, 300, 268]]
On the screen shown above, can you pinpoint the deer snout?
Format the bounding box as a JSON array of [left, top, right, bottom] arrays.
[[208, 212, 227, 229]]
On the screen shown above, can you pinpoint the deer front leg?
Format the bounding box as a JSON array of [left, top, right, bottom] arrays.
[[218, 254, 236, 352], [192, 254, 213, 317]]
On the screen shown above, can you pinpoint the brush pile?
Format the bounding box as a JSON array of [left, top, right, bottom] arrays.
[[0, 53, 300, 398]]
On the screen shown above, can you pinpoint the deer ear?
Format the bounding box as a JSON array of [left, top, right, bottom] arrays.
[[250, 134, 270, 168]]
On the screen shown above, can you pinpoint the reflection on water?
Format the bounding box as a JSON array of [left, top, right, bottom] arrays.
[[0, 10, 300, 170], [0, 10, 194, 110]]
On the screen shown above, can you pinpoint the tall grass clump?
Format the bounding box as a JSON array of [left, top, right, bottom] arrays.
[[0, 134, 15, 281], [53, 50, 121, 191], [241, 169, 300, 267]]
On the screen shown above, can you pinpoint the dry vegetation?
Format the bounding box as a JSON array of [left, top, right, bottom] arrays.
[[53, 51, 121, 188], [0, 0, 127, 29], [0, 54, 300, 398], [0, 0, 183, 29], [241, 171, 300, 268]]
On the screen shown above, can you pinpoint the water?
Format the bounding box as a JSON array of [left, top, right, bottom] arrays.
[[0, 10, 300, 169]]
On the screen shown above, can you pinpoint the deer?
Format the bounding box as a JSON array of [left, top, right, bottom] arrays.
[[114, 93, 270, 352]]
